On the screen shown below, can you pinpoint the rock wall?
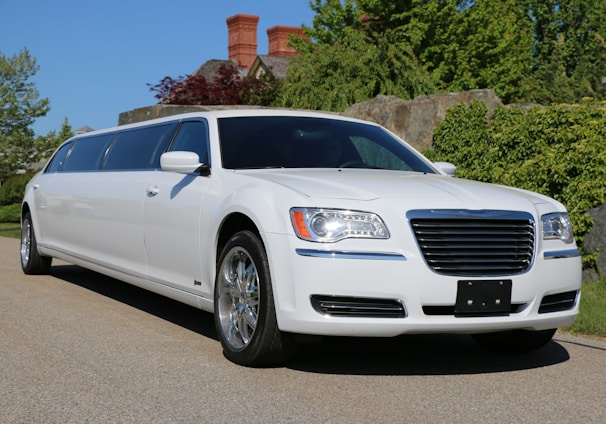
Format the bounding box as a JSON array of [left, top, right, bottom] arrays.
[[583, 204, 606, 281], [342, 89, 502, 151], [118, 104, 265, 126]]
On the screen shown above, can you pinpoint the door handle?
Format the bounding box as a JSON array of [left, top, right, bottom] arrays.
[[146, 186, 160, 196]]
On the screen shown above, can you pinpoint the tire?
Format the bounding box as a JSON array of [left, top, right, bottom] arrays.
[[20, 211, 52, 275], [472, 328, 557, 353], [214, 231, 294, 366]]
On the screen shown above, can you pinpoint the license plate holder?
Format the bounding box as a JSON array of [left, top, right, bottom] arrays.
[[455, 280, 512, 317]]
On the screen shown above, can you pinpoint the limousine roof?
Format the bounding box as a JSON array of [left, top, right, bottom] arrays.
[[77, 108, 369, 139]]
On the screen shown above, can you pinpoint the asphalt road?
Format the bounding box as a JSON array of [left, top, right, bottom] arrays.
[[1, 236, 605, 423]]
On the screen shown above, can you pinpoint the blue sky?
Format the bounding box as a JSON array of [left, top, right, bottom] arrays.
[[1, 0, 315, 136]]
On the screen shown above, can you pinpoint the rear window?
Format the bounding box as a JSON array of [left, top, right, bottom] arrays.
[[62, 134, 114, 172], [103, 123, 177, 170]]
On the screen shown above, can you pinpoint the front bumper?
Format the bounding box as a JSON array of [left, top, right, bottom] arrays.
[[265, 233, 581, 337]]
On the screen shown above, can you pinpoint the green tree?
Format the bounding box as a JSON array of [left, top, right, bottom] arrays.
[[523, 0, 606, 103], [430, 0, 535, 103], [278, 0, 437, 110], [280, 0, 605, 109], [279, 0, 539, 109], [35, 117, 73, 162], [0, 49, 50, 179]]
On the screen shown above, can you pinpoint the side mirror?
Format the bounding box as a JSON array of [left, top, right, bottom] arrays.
[[433, 162, 456, 177], [161, 151, 204, 174]]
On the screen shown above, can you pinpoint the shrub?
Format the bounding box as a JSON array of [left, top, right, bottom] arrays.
[[0, 204, 21, 223], [0, 172, 36, 206], [427, 99, 606, 267]]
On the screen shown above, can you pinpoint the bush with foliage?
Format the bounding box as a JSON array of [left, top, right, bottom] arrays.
[[148, 62, 281, 107], [0, 203, 21, 223], [426, 100, 606, 266], [0, 171, 35, 206]]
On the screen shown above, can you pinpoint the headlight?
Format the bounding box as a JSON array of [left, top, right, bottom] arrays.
[[542, 212, 574, 244], [290, 208, 390, 242]]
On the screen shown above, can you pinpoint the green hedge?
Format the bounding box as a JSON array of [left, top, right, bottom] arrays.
[[0, 172, 36, 206], [426, 99, 606, 267], [0, 204, 21, 223]]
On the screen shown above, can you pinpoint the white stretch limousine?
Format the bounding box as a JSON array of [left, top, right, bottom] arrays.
[[21, 109, 581, 366]]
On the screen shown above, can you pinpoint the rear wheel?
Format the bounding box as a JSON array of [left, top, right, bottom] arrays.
[[472, 328, 557, 353], [214, 231, 294, 366], [20, 211, 52, 275]]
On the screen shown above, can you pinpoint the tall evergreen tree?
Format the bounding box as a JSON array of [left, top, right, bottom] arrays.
[[524, 0, 606, 103]]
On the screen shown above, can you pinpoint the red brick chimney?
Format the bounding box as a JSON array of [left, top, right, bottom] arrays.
[[226, 14, 259, 70], [267, 25, 303, 57]]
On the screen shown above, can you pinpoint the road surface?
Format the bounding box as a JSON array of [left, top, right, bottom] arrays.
[[1, 236, 605, 423]]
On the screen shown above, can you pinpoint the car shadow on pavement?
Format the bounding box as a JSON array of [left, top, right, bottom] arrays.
[[50, 264, 570, 376], [50, 264, 218, 341], [287, 334, 570, 376]]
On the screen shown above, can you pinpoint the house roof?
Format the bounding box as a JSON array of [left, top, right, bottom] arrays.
[[248, 55, 292, 80], [191, 59, 241, 79], [75, 125, 94, 134]]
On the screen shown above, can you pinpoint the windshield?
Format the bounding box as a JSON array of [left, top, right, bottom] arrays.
[[218, 116, 436, 173]]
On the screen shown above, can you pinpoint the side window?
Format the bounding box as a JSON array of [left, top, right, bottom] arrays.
[[169, 121, 210, 165], [103, 123, 177, 170], [44, 142, 72, 173], [62, 134, 115, 172]]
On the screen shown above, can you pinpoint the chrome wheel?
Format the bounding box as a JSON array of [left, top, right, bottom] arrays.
[[20, 217, 32, 269], [216, 246, 260, 351], [20, 211, 51, 275]]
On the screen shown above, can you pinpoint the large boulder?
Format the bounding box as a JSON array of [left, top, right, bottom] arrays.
[[583, 203, 606, 281], [342, 89, 502, 151]]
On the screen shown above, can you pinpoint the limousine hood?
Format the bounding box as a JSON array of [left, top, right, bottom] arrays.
[[241, 169, 552, 206]]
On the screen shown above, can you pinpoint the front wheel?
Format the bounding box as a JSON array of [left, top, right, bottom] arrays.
[[472, 328, 557, 353], [20, 211, 52, 275], [214, 231, 294, 366]]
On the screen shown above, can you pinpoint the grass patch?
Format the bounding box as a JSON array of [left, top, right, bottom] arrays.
[[562, 278, 606, 339], [0, 222, 21, 239]]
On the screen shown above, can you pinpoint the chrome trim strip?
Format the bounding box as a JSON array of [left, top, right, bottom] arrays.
[[296, 249, 406, 261], [544, 249, 581, 259]]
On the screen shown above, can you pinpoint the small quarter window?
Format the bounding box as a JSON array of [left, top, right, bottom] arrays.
[[169, 121, 210, 165], [45, 142, 73, 173]]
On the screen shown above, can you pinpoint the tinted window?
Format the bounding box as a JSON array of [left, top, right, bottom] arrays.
[[62, 134, 115, 172], [218, 116, 436, 173], [169, 120, 210, 165], [45, 142, 73, 173], [351, 137, 416, 171], [103, 123, 177, 170]]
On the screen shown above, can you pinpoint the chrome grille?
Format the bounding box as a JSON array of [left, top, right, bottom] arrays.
[[408, 210, 535, 276]]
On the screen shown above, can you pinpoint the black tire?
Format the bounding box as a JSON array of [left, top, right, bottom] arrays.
[[472, 328, 557, 353], [20, 211, 52, 275], [214, 231, 294, 366]]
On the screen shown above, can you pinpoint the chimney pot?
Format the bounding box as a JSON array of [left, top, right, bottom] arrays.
[[226, 14, 259, 70], [267, 25, 303, 57]]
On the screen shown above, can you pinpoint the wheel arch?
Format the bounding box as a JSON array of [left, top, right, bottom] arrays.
[[216, 212, 263, 265], [21, 202, 31, 222]]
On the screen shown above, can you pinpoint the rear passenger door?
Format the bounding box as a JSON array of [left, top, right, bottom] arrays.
[[42, 123, 177, 278], [143, 119, 213, 299]]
